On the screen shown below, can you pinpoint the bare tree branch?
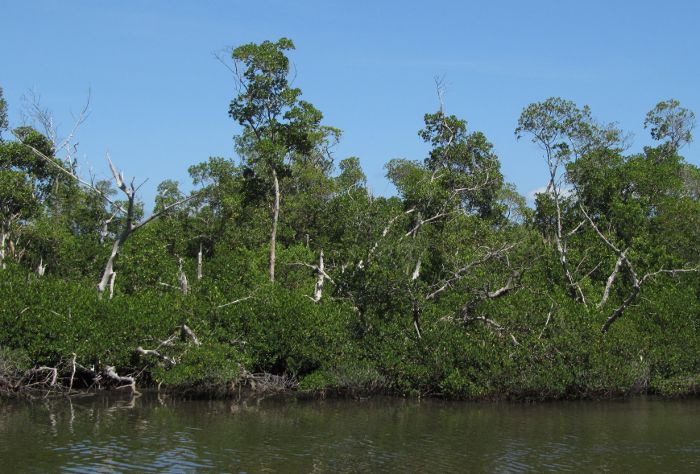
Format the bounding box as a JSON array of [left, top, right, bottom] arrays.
[[14, 135, 126, 213], [598, 251, 626, 308], [581, 204, 699, 331], [426, 243, 517, 300]]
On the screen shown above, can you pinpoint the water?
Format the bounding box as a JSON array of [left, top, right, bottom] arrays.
[[1, 394, 699, 472]]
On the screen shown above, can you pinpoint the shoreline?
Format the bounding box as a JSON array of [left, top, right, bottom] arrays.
[[3, 372, 700, 403]]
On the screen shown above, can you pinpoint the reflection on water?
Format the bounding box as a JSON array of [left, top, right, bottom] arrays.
[[1, 394, 700, 472]]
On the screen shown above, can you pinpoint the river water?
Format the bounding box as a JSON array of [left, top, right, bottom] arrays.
[[1, 394, 699, 472]]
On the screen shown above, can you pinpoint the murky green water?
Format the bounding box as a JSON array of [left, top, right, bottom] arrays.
[[1, 394, 699, 472]]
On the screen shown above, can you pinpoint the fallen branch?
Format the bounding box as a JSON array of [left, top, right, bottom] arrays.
[[485, 271, 521, 299], [136, 346, 177, 367], [27, 366, 58, 387], [538, 303, 555, 340], [69, 353, 77, 393], [237, 364, 299, 392], [181, 324, 201, 346], [217, 295, 255, 308], [217, 286, 262, 309], [102, 365, 137, 392]]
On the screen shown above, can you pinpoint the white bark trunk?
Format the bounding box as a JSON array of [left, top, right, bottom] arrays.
[[598, 252, 625, 308], [269, 169, 280, 282], [411, 257, 422, 281], [411, 258, 423, 339], [103, 365, 136, 392], [36, 258, 47, 277], [0, 231, 6, 270], [553, 188, 585, 305], [197, 243, 203, 281], [95, 157, 196, 298], [178, 258, 189, 295], [108, 272, 116, 300], [137, 346, 177, 366], [97, 236, 124, 298], [413, 311, 422, 339], [181, 324, 201, 346], [312, 250, 325, 302]]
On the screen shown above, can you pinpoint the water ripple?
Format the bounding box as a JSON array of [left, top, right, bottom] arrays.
[[1, 397, 700, 473]]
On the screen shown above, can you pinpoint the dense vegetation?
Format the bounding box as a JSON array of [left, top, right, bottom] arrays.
[[1, 39, 699, 399]]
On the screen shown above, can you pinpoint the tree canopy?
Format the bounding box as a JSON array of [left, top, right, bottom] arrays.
[[1, 39, 699, 399]]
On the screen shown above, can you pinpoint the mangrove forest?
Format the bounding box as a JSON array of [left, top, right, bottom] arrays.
[[1, 38, 699, 400]]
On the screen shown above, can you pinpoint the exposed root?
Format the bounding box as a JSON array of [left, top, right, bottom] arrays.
[[237, 364, 298, 393]]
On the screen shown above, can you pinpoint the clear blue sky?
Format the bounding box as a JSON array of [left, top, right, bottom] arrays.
[[2, 0, 699, 208]]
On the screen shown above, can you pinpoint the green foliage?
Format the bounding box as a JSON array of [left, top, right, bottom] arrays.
[[229, 38, 298, 135], [299, 360, 386, 394], [419, 111, 504, 217], [1, 50, 699, 400], [0, 86, 8, 141], [0, 170, 39, 218], [151, 343, 245, 390], [215, 284, 354, 377], [644, 98, 695, 152], [229, 37, 337, 174]]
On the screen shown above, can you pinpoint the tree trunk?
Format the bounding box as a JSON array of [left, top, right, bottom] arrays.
[[552, 185, 585, 305], [602, 285, 640, 333], [312, 250, 325, 302], [197, 243, 203, 281], [97, 232, 127, 298], [0, 229, 6, 270], [178, 258, 189, 295], [36, 258, 47, 277], [269, 169, 280, 282]]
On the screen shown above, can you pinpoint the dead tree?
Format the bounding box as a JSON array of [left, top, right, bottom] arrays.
[[0, 91, 90, 271], [292, 250, 333, 303], [17, 139, 195, 298], [22, 88, 91, 168], [96, 157, 195, 298]]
